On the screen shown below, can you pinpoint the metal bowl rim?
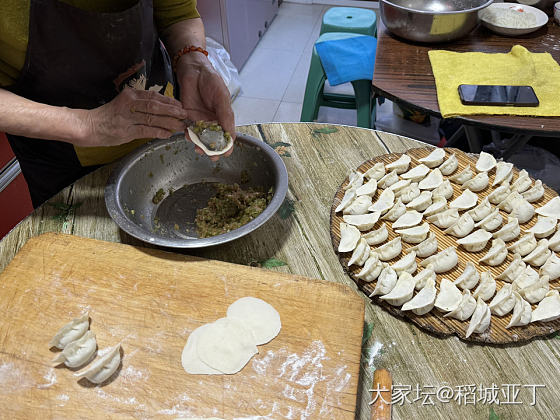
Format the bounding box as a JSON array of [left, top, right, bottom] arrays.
[[104, 133, 289, 249], [380, 0, 494, 15]]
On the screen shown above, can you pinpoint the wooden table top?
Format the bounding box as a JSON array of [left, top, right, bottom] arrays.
[[373, 20, 560, 135], [1, 123, 559, 419]]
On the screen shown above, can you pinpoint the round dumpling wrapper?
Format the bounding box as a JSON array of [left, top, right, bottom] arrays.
[[181, 324, 222, 375], [226, 297, 282, 345], [196, 317, 258, 374]]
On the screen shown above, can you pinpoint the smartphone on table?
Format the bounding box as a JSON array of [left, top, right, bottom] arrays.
[[458, 84, 539, 107]]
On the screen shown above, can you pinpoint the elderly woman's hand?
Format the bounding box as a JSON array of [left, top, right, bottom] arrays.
[[175, 52, 235, 160], [79, 87, 189, 147]]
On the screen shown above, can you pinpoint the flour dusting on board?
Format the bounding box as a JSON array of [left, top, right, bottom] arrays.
[[37, 368, 57, 389], [0, 362, 33, 394], [247, 340, 351, 419]]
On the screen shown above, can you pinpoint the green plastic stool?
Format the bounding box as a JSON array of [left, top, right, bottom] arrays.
[[300, 32, 374, 128], [320, 7, 377, 36]]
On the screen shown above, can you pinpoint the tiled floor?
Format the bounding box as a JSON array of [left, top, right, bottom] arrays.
[[232, 1, 442, 144]]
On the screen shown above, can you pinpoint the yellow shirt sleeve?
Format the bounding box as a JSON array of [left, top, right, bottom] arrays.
[[154, 0, 200, 31]]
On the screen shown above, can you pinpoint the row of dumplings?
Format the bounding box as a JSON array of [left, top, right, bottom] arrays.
[[49, 313, 122, 384], [335, 149, 560, 337]]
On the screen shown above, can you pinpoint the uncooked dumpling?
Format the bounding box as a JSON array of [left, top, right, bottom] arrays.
[[364, 162, 385, 181], [457, 229, 492, 252], [492, 216, 520, 242], [52, 330, 97, 369], [479, 239, 508, 266], [497, 191, 522, 213], [488, 183, 510, 205], [386, 154, 411, 174], [418, 169, 443, 190], [509, 196, 535, 224], [506, 292, 532, 328], [468, 196, 492, 222], [356, 178, 378, 197], [401, 164, 430, 182], [369, 189, 395, 214], [426, 208, 459, 229], [409, 231, 439, 258], [357, 252, 384, 282], [343, 212, 381, 231], [381, 198, 406, 222], [511, 169, 532, 193], [474, 207, 503, 232], [434, 278, 462, 312], [378, 170, 400, 189], [226, 297, 282, 345], [449, 165, 473, 185], [338, 222, 360, 253], [406, 191, 433, 212], [375, 237, 402, 261], [343, 195, 372, 215], [493, 161, 513, 186], [522, 180, 544, 203], [453, 262, 480, 290], [413, 264, 436, 290], [391, 251, 417, 275], [528, 215, 557, 239], [344, 170, 364, 191], [420, 247, 458, 273], [395, 222, 430, 244], [401, 278, 437, 315], [388, 179, 412, 195], [536, 197, 560, 219], [423, 196, 448, 218], [541, 252, 560, 281], [439, 153, 458, 176], [488, 284, 515, 316], [462, 171, 489, 192], [475, 151, 497, 172], [348, 238, 370, 266], [507, 232, 537, 257], [444, 290, 476, 321], [363, 225, 389, 245], [519, 275, 549, 304], [370, 265, 397, 297], [379, 272, 415, 306], [432, 179, 454, 200], [523, 239, 551, 267], [473, 271, 496, 301], [512, 266, 539, 292], [465, 298, 491, 338], [444, 212, 475, 238], [419, 148, 446, 168], [75, 344, 121, 384], [496, 253, 525, 283], [531, 290, 560, 323], [549, 227, 560, 252], [336, 188, 357, 213], [49, 313, 90, 350], [449, 189, 478, 211], [399, 182, 421, 204], [392, 210, 423, 230], [196, 317, 258, 374]]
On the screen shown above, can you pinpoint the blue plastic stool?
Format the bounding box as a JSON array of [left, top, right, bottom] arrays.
[[320, 7, 377, 36], [300, 32, 375, 128]]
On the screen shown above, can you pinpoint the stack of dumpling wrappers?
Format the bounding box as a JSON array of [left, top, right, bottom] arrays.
[[334, 147, 560, 341]]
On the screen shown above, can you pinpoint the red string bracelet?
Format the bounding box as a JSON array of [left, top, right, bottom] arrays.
[[172, 46, 209, 71]]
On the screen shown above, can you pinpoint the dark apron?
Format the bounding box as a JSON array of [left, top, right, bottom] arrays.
[[7, 0, 173, 207]]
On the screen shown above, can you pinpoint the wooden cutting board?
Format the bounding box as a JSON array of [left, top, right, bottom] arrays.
[[0, 233, 365, 419]]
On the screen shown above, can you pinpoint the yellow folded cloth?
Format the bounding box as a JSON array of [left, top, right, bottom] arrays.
[[428, 45, 560, 118]]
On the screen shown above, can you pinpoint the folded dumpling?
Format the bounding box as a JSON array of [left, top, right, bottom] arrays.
[[343, 212, 381, 231], [457, 229, 492, 252], [509, 196, 535, 224], [443, 212, 475, 238], [523, 239, 551, 267], [475, 151, 496, 173], [343, 195, 372, 215], [465, 298, 491, 338], [377, 170, 400, 189], [453, 262, 480, 290], [488, 284, 516, 316], [418, 169, 443, 190], [492, 217, 520, 242], [401, 278, 437, 315], [420, 247, 458, 273], [356, 252, 384, 282], [536, 196, 560, 219], [379, 272, 415, 306], [381, 198, 406, 222], [497, 190, 522, 213], [369, 265, 397, 297], [439, 153, 458, 176], [519, 275, 550, 304], [541, 252, 560, 280], [413, 264, 436, 290], [369, 189, 395, 214], [388, 179, 412, 195], [348, 238, 370, 266], [522, 180, 544, 203], [386, 154, 411, 174], [462, 171, 489, 192], [391, 251, 417, 275], [444, 290, 476, 321], [549, 227, 560, 252], [338, 222, 361, 253], [406, 191, 433, 212], [496, 253, 525, 283], [364, 162, 385, 181], [528, 215, 557, 239], [395, 222, 430, 244], [401, 164, 430, 182], [363, 224, 389, 246], [75, 344, 121, 384], [507, 232, 537, 257], [474, 207, 503, 232], [468, 196, 492, 222], [344, 170, 364, 191], [493, 161, 513, 186], [450, 165, 473, 185], [511, 169, 532, 193], [512, 266, 539, 292], [419, 148, 446, 168], [52, 330, 97, 368], [506, 292, 532, 328], [356, 178, 378, 197], [479, 239, 508, 266], [473, 271, 496, 301], [427, 208, 459, 229], [49, 313, 90, 350], [336, 188, 357, 213], [432, 179, 454, 200], [409, 231, 438, 258], [488, 183, 510, 205], [423, 196, 448, 218], [434, 278, 462, 312], [375, 237, 402, 261], [449, 189, 478, 211], [531, 290, 560, 323], [399, 182, 421, 204], [393, 210, 422, 230]]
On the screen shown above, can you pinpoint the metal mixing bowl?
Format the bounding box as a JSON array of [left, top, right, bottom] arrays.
[[105, 133, 288, 248], [380, 0, 494, 43]]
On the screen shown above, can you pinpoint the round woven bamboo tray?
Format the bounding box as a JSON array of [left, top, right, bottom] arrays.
[[330, 147, 560, 344]]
